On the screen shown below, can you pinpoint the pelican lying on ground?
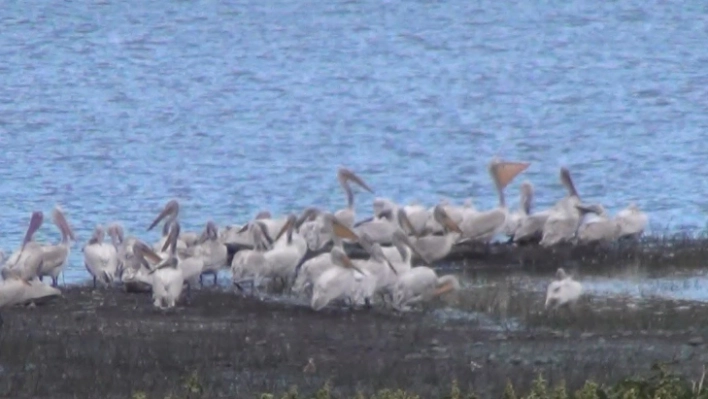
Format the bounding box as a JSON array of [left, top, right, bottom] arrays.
[[512, 181, 552, 245], [459, 158, 530, 243], [310, 247, 366, 311], [574, 203, 621, 244], [410, 205, 463, 263], [0, 269, 61, 327], [334, 168, 374, 228], [615, 203, 649, 239], [354, 207, 417, 245], [83, 225, 119, 287], [540, 167, 583, 247], [545, 268, 582, 309], [391, 266, 460, 311]]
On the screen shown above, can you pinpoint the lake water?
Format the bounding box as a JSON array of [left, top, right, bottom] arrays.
[[1, 0, 707, 284]]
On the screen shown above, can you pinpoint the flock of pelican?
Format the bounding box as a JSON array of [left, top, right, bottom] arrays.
[[0, 158, 647, 322]]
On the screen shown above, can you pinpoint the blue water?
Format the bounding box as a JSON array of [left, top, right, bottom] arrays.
[[1, 0, 708, 283]]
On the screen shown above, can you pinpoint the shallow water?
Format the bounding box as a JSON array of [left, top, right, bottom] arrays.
[[2, 0, 708, 283]]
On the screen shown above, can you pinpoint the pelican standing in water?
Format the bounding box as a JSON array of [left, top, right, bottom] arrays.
[[83, 225, 119, 287], [545, 268, 583, 309], [334, 168, 374, 228], [459, 158, 531, 244], [539, 167, 583, 247], [391, 266, 460, 311]]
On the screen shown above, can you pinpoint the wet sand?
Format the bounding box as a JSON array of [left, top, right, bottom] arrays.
[[1, 284, 706, 399]]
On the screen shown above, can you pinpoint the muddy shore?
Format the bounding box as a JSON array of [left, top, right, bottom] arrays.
[[1, 283, 706, 399]]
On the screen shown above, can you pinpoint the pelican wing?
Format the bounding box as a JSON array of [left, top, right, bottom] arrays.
[[460, 209, 506, 241]]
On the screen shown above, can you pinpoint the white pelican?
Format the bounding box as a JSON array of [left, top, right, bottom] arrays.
[[403, 201, 430, 236], [0, 269, 61, 326], [310, 247, 366, 311], [504, 181, 533, 239], [147, 199, 192, 252], [354, 233, 406, 306], [615, 203, 649, 239], [82, 225, 119, 287], [512, 182, 553, 245], [354, 207, 417, 245], [391, 266, 460, 311], [410, 205, 463, 263], [143, 221, 185, 309], [291, 211, 359, 296], [4, 211, 44, 272], [459, 158, 530, 243], [575, 203, 621, 244], [539, 167, 583, 247], [263, 214, 307, 290], [423, 198, 474, 235], [188, 221, 228, 286], [334, 168, 374, 228], [231, 221, 271, 293], [32, 206, 75, 287], [545, 268, 582, 309]]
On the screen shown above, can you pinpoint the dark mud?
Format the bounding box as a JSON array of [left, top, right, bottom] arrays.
[[1, 286, 707, 399]]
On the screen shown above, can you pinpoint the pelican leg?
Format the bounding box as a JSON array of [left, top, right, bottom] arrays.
[[364, 297, 372, 310], [212, 271, 218, 286], [0, 312, 3, 329], [51, 276, 58, 287], [92, 276, 97, 289]]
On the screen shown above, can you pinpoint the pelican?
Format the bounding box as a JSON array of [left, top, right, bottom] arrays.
[[231, 221, 271, 293], [410, 205, 463, 263], [423, 198, 474, 235], [247, 210, 289, 243], [105, 223, 139, 279], [391, 267, 460, 311], [147, 199, 192, 252], [334, 168, 374, 228], [504, 181, 533, 239], [4, 211, 44, 271], [291, 211, 359, 296], [310, 247, 366, 311], [459, 158, 530, 243], [403, 201, 430, 235], [575, 203, 621, 244], [32, 206, 75, 287], [539, 167, 583, 247], [354, 207, 417, 245], [512, 182, 553, 245], [188, 221, 228, 286], [615, 203, 649, 239], [354, 233, 406, 306], [143, 221, 185, 309], [545, 268, 582, 309], [263, 214, 307, 290], [82, 225, 119, 287], [0, 269, 60, 327]]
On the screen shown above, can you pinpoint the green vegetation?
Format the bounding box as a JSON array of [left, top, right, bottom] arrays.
[[132, 364, 708, 399]]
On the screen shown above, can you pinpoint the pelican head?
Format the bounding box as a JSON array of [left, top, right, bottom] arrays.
[[330, 246, 363, 274], [106, 223, 125, 244], [52, 206, 75, 242], [396, 208, 418, 236], [433, 275, 461, 296], [148, 199, 180, 231], [488, 158, 531, 192], [321, 212, 359, 242], [88, 225, 105, 245], [198, 221, 219, 244], [275, 214, 298, 243], [556, 268, 568, 280], [161, 220, 182, 254], [133, 240, 163, 265], [545, 268, 582, 309], [21, 211, 44, 250], [255, 210, 272, 220], [560, 167, 579, 198], [295, 207, 321, 230], [575, 203, 607, 217], [433, 205, 462, 234], [520, 181, 534, 214], [1, 267, 31, 286]]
